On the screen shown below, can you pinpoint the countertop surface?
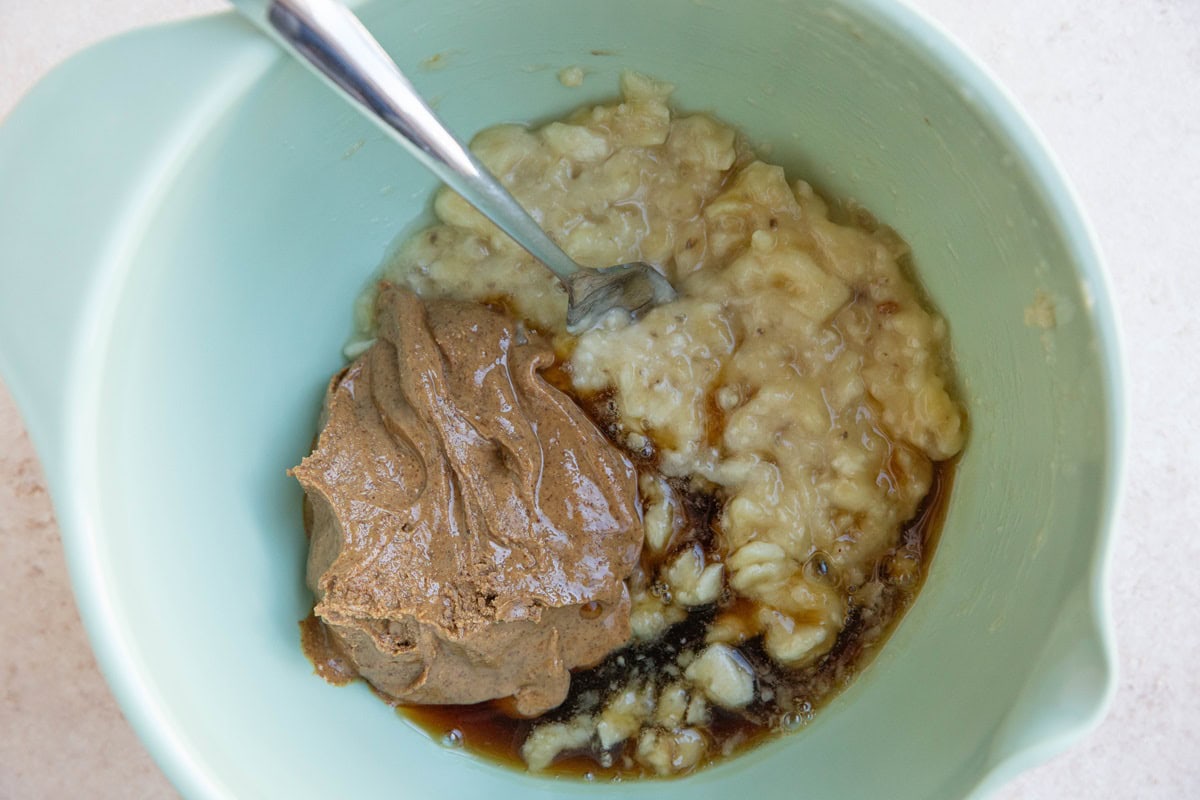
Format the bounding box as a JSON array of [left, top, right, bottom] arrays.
[[1, 0, 1197, 797]]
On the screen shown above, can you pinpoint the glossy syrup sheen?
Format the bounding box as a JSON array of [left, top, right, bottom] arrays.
[[390, 365, 959, 779]]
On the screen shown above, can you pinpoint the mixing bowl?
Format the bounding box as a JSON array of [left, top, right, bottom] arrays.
[[0, 0, 1123, 797]]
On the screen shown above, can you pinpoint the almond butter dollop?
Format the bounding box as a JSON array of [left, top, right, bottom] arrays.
[[291, 284, 643, 715]]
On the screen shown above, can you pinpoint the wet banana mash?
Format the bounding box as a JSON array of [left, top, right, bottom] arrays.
[[345, 72, 965, 778]]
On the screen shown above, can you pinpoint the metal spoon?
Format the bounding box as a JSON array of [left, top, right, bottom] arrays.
[[232, 0, 677, 334]]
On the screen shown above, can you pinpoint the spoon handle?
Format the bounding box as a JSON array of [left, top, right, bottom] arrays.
[[237, 0, 582, 282]]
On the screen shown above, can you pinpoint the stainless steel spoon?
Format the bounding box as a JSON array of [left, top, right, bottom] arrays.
[[232, 0, 677, 334]]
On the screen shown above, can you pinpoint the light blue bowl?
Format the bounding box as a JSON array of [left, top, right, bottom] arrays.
[[0, 1, 1122, 797]]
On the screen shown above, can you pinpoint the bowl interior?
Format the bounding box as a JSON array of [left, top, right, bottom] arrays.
[[45, 0, 1117, 797]]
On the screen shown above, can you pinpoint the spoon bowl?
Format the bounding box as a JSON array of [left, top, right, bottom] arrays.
[[564, 262, 679, 334]]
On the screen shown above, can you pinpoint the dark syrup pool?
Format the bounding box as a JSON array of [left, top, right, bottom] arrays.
[[300, 337, 957, 780]]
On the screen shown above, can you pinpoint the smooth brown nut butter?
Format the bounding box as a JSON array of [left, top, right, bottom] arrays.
[[291, 285, 643, 716]]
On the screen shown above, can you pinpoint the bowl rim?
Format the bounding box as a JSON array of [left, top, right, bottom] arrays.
[[0, 1, 1124, 797], [860, 1, 1124, 794]]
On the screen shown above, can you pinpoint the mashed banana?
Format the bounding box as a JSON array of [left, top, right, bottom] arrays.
[[353, 71, 965, 776]]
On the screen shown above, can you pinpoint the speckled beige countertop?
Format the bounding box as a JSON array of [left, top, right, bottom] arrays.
[[1, 1, 1197, 797]]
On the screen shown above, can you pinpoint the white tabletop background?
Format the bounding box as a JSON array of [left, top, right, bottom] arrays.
[[1, 0, 1196, 797]]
